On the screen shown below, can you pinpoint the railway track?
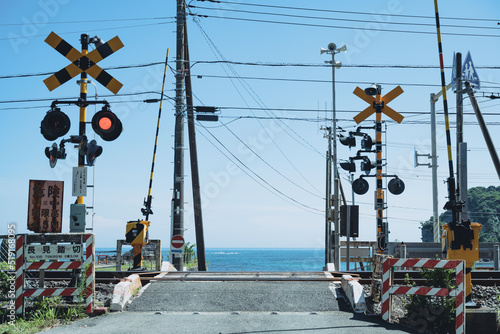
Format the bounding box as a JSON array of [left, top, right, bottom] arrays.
[[10, 270, 500, 286]]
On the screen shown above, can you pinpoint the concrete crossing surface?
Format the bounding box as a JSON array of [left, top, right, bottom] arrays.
[[43, 272, 416, 333]]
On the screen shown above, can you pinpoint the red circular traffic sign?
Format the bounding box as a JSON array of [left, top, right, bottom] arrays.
[[171, 235, 185, 249]]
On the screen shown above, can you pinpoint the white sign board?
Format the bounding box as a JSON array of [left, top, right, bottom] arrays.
[[72, 167, 87, 197], [25, 244, 83, 261]]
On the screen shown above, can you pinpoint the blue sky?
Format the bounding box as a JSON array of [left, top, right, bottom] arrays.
[[1, 0, 500, 250]]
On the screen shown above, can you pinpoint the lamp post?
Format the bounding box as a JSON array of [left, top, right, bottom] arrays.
[[321, 43, 346, 270]]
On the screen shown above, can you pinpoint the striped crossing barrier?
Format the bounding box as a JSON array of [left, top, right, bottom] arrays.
[[15, 233, 95, 316], [381, 258, 465, 334]]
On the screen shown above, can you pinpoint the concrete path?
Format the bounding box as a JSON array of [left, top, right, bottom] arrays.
[[42, 273, 416, 333]]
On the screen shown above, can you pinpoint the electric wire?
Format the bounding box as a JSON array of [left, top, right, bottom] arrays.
[[190, 5, 499, 31], [207, 0, 500, 23], [3, 61, 500, 80], [195, 121, 323, 213], [0, 21, 175, 42], [189, 13, 500, 38], [192, 14, 326, 194], [221, 121, 325, 199]]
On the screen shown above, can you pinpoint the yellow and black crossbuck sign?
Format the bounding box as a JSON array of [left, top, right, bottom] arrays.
[[43, 32, 124, 94], [353, 86, 404, 124]]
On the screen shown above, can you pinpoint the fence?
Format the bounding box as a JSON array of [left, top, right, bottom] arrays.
[[14, 233, 95, 316], [381, 258, 465, 334]]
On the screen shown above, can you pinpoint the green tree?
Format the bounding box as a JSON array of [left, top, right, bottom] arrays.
[[467, 186, 500, 242], [422, 186, 500, 243]]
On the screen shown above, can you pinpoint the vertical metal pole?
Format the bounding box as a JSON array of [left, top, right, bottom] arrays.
[[78, 34, 88, 206], [325, 128, 332, 265], [346, 206, 350, 271], [430, 94, 440, 243], [184, 24, 207, 271], [171, 0, 185, 270], [375, 90, 385, 252], [332, 52, 340, 270]]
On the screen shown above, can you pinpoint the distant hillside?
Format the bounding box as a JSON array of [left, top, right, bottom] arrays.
[[420, 186, 500, 242]]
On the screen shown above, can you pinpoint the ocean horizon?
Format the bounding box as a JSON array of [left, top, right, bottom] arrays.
[[96, 247, 364, 272]]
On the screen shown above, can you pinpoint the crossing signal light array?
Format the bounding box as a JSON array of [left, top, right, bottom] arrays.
[[41, 108, 71, 141], [92, 106, 122, 141], [44, 142, 66, 168], [339, 133, 356, 148], [83, 139, 103, 166]]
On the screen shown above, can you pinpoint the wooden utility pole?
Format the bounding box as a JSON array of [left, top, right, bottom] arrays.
[[171, 0, 186, 270], [184, 24, 207, 271]]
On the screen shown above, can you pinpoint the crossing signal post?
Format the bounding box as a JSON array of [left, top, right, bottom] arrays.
[[42, 32, 124, 235], [353, 84, 404, 252]]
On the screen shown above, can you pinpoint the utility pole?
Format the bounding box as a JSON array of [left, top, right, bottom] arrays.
[[322, 127, 332, 266], [184, 24, 207, 271], [171, 0, 186, 270], [430, 93, 440, 242], [321, 42, 346, 270], [455, 52, 468, 222]]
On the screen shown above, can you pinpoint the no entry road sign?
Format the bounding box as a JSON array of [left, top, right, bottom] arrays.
[[171, 235, 185, 249]]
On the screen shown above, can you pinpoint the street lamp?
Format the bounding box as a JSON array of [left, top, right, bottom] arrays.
[[321, 42, 347, 270]]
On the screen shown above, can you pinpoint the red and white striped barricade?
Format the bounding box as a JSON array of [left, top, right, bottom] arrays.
[[15, 233, 95, 316], [381, 258, 465, 334]]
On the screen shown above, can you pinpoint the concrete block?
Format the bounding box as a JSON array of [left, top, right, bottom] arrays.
[[466, 307, 499, 334], [341, 274, 366, 313], [323, 263, 336, 272], [110, 274, 142, 312]]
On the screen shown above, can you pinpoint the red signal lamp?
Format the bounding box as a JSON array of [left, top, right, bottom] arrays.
[[92, 106, 122, 141]]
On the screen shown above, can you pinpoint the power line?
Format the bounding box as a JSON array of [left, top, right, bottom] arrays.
[[190, 5, 499, 30], [3, 61, 500, 80], [0, 17, 173, 26], [192, 60, 500, 70], [193, 73, 500, 89], [196, 121, 323, 213], [221, 121, 324, 199], [0, 21, 174, 41], [208, 0, 500, 23], [189, 13, 500, 38]]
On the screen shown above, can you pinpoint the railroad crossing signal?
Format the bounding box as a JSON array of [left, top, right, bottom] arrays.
[[43, 31, 124, 94], [353, 86, 404, 124]]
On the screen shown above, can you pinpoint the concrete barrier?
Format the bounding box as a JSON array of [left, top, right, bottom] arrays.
[[466, 307, 499, 334], [341, 274, 366, 313], [110, 274, 142, 312]]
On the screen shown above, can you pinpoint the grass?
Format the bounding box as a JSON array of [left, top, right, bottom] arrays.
[[0, 297, 87, 334]]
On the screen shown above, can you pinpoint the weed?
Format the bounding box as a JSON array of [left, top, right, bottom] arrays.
[[403, 268, 456, 333]]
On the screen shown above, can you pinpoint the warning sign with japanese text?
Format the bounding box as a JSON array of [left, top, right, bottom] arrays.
[[25, 244, 82, 261], [27, 180, 64, 233]]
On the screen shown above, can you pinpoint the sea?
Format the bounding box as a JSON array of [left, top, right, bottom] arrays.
[[96, 247, 361, 272]]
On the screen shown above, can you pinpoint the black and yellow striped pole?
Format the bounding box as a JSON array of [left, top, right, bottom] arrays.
[[77, 34, 89, 206], [433, 1, 456, 204], [374, 90, 386, 252], [142, 49, 170, 220], [434, 0, 477, 306], [353, 84, 403, 252]]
